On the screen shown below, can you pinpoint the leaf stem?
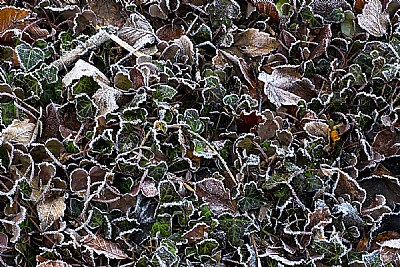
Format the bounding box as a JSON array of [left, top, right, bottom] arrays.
[[187, 129, 237, 185]]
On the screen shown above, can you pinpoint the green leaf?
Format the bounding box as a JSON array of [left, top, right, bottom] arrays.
[[75, 94, 98, 121], [16, 43, 45, 71], [147, 161, 168, 181], [238, 182, 265, 212], [150, 218, 171, 238], [196, 239, 219, 256], [72, 76, 100, 95], [218, 213, 253, 247], [180, 109, 204, 133], [153, 84, 177, 102], [159, 180, 180, 204], [116, 122, 142, 153], [14, 73, 42, 97]]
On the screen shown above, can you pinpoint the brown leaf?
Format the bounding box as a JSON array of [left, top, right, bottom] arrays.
[[37, 196, 66, 231], [1, 119, 37, 145], [304, 121, 330, 139], [0, 232, 8, 253], [360, 176, 400, 208], [331, 168, 366, 203], [226, 28, 279, 58], [354, 0, 366, 14], [82, 235, 129, 259], [0, 7, 30, 33], [213, 49, 257, 94], [309, 25, 332, 60], [372, 129, 399, 157], [195, 178, 237, 215], [259, 67, 316, 108], [237, 110, 263, 133], [87, 0, 126, 27], [357, 0, 389, 37], [380, 239, 400, 265], [183, 223, 209, 244], [156, 24, 185, 41], [249, 0, 279, 22]]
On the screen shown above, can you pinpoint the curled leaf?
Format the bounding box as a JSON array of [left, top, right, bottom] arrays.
[[357, 0, 389, 37]]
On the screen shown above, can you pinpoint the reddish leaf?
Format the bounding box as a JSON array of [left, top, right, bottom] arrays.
[[156, 24, 185, 41], [195, 178, 237, 215], [249, 0, 279, 22], [237, 110, 263, 133]]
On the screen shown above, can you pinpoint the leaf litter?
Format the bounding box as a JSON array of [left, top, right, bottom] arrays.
[[0, 0, 399, 266]]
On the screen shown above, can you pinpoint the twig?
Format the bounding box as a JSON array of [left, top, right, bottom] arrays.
[[187, 129, 237, 185]]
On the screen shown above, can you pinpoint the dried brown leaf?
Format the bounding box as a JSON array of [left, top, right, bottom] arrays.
[[357, 0, 389, 37], [195, 178, 237, 215], [37, 196, 66, 231], [1, 119, 37, 145], [226, 28, 279, 58], [0, 7, 30, 33], [82, 235, 129, 259]]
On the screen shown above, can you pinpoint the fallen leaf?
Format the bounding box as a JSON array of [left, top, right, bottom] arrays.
[[87, 0, 125, 27], [37, 196, 66, 231], [309, 25, 332, 60], [304, 121, 330, 139], [156, 24, 185, 41], [195, 178, 237, 215], [226, 28, 279, 58], [259, 68, 304, 107], [1, 119, 37, 145], [357, 0, 389, 37], [82, 234, 129, 259], [248, 0, 279, 22], [118, 13, 157, 50], [182, 223, 209, 244], [62, 59, 110, 88], [0, 6, 30, 33], [92, 82, 122, 116], [372, 129, 399, 157]]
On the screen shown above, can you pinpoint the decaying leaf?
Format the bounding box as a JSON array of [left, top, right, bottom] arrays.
[[0, 7, 30, 33], [226, 28, 280, 58], [62, 59, 109, 88], [118, 13, 157, 49], [82, 234, 129, 259], [357, 0, 389, 37], [37, 196, 66, 231], [1, 119, 37, 145], [304, 121, 330, 139], [259, 68, 304, 107], [195, 178, 237, 215]]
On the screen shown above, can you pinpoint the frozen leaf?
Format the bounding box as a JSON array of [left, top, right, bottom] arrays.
[[36, 260, 70, 267], [156, 24, 185, 41], [92, 82, 122, 116], [183, 223, 209, 244], [75, 94, 98, 121], [16, 43, 45, 71], [195, 178, 237, 215], [62, 59, 109, 89], [1, 119, 37, 145], [118, 13, 156, 50], [248, 0, 279, 22], [357, 0, 389, 37], [37, 196, 66, 231], [226, 28, 279, 58], [309, 25, 332, 60], [360, 176, 400, 208], [0, 232, 8, 253], [237, 181, 265, 212], [180, 109, 204, 133], [87, 0, 125, 27], [310, 0, 351, 18], [379, 239, 400, 265], [82, 234, 129, 259], [372, 129, 399, 157], [259, 68, 306, 108], [0, 7, 30, 33], [304, 121, 330, 139], [218, 214, 253, 247], [153, 84, 177, 102]]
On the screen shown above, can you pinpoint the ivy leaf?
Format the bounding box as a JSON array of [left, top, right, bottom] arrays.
[[16, 43, 45, 71], [75, 94, 98, 121], [37, 196, 66, 231], [180, 109, 204, 133], [357, 0, 389, 37], [237, 181, 265, 212], [152, 84, 177, 102], [218, 213, 253, 247]]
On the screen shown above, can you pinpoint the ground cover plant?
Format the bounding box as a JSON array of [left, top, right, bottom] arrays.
[[0, 0, 399, 266]]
